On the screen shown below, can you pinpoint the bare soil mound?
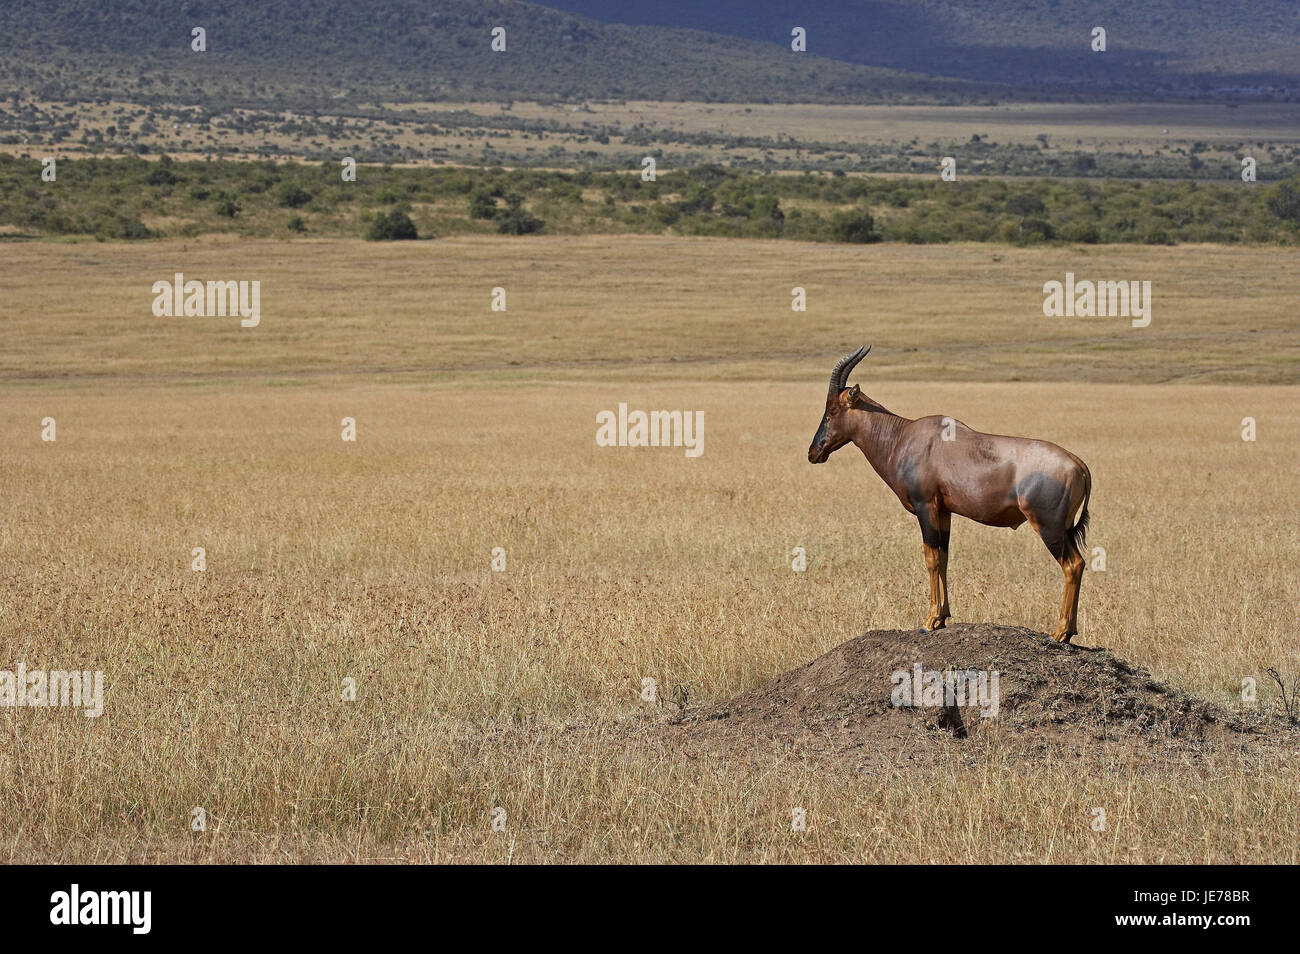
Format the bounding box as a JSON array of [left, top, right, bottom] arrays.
[[674, 624, 1283, 767]]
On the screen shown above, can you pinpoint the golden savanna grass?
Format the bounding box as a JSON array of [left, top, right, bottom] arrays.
[[4, 237, 1296, 386], [1, 236, 1297, 863]]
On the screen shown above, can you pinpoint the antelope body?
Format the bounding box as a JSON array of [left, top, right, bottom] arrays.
[[808, 347, 1092, 642]]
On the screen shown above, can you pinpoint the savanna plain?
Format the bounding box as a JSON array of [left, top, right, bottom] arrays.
[[1, 236, 1297, 862]]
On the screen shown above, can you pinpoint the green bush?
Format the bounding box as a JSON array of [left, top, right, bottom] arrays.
[[366, 208, 418, 240], [828, 208, 879, 243], [676, 186, 715, 215], [1266, 177, 1300, 224], [650, 202, 679, 226], [1058, 220, 1100, 243], [277, 183, 312, 208], [750, 194, 784, 229], [494, 193, 544, 235], [496, 208, 544, 235], [146, 165, 178, 186], [118, 219, 151, 240], [1015, 217, 1055, 243], [468, 187, 497, 219], [1006, 194, 1045, 217], [91, 213, 151, 240], [212, 194, 240, 218]]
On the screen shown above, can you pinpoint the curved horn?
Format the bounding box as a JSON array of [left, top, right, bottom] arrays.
[[828, 345, 871, 394]]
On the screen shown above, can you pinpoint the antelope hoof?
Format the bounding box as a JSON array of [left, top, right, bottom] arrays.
[[923, 615, 948, 631], [1050, 627, 1075, 644]]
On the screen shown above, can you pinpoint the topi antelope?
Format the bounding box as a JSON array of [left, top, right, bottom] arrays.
[[808, 346, 1092, 642]]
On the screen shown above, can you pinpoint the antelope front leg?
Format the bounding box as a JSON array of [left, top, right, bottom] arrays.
[[921, 543, 950, 630], [918, 506, 951, 631], [936, 542, 950, 623]]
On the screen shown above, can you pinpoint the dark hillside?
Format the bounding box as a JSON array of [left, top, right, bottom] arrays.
[[0, 0, 987, 106], [542, 0, 1300, 96]]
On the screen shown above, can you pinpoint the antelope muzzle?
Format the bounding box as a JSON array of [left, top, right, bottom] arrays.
[[808, 419, 832, 464]]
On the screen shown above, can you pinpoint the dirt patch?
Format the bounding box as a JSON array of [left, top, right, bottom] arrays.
[[671, 623, 1292, 770]]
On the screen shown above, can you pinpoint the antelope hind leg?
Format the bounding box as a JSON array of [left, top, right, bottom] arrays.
[[1023, 504, 1081, 644], [1050, 542, 1085, 643]]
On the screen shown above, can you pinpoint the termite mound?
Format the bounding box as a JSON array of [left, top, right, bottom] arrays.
[[669, 623, 1291, 770]]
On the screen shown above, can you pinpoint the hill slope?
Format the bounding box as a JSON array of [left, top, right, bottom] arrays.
[[542, 0, 1300, 93], [0, 0, 988, 106]]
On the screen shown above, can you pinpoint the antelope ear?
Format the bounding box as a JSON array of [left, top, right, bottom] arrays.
[[842, 384, 861, 406]]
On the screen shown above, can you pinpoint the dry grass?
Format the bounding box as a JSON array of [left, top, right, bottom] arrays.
[[3, 237, 1296, 386], [1, 236, 1297, 862], [11, 99, 1299, 166]]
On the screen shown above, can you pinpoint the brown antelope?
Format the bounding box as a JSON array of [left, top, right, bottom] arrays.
[[808, 347, 1092, 643]]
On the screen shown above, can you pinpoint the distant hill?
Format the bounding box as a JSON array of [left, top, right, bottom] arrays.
[[0, 0, 994, 106], [3, 0, 1294, 107], [540, 0, 1300, 95]]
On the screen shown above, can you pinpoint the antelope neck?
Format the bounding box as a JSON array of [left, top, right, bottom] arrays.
[[849, 405, 906, 471]]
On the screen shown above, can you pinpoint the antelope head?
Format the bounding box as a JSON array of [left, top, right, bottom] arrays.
[[808, 346, 870, 464]]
